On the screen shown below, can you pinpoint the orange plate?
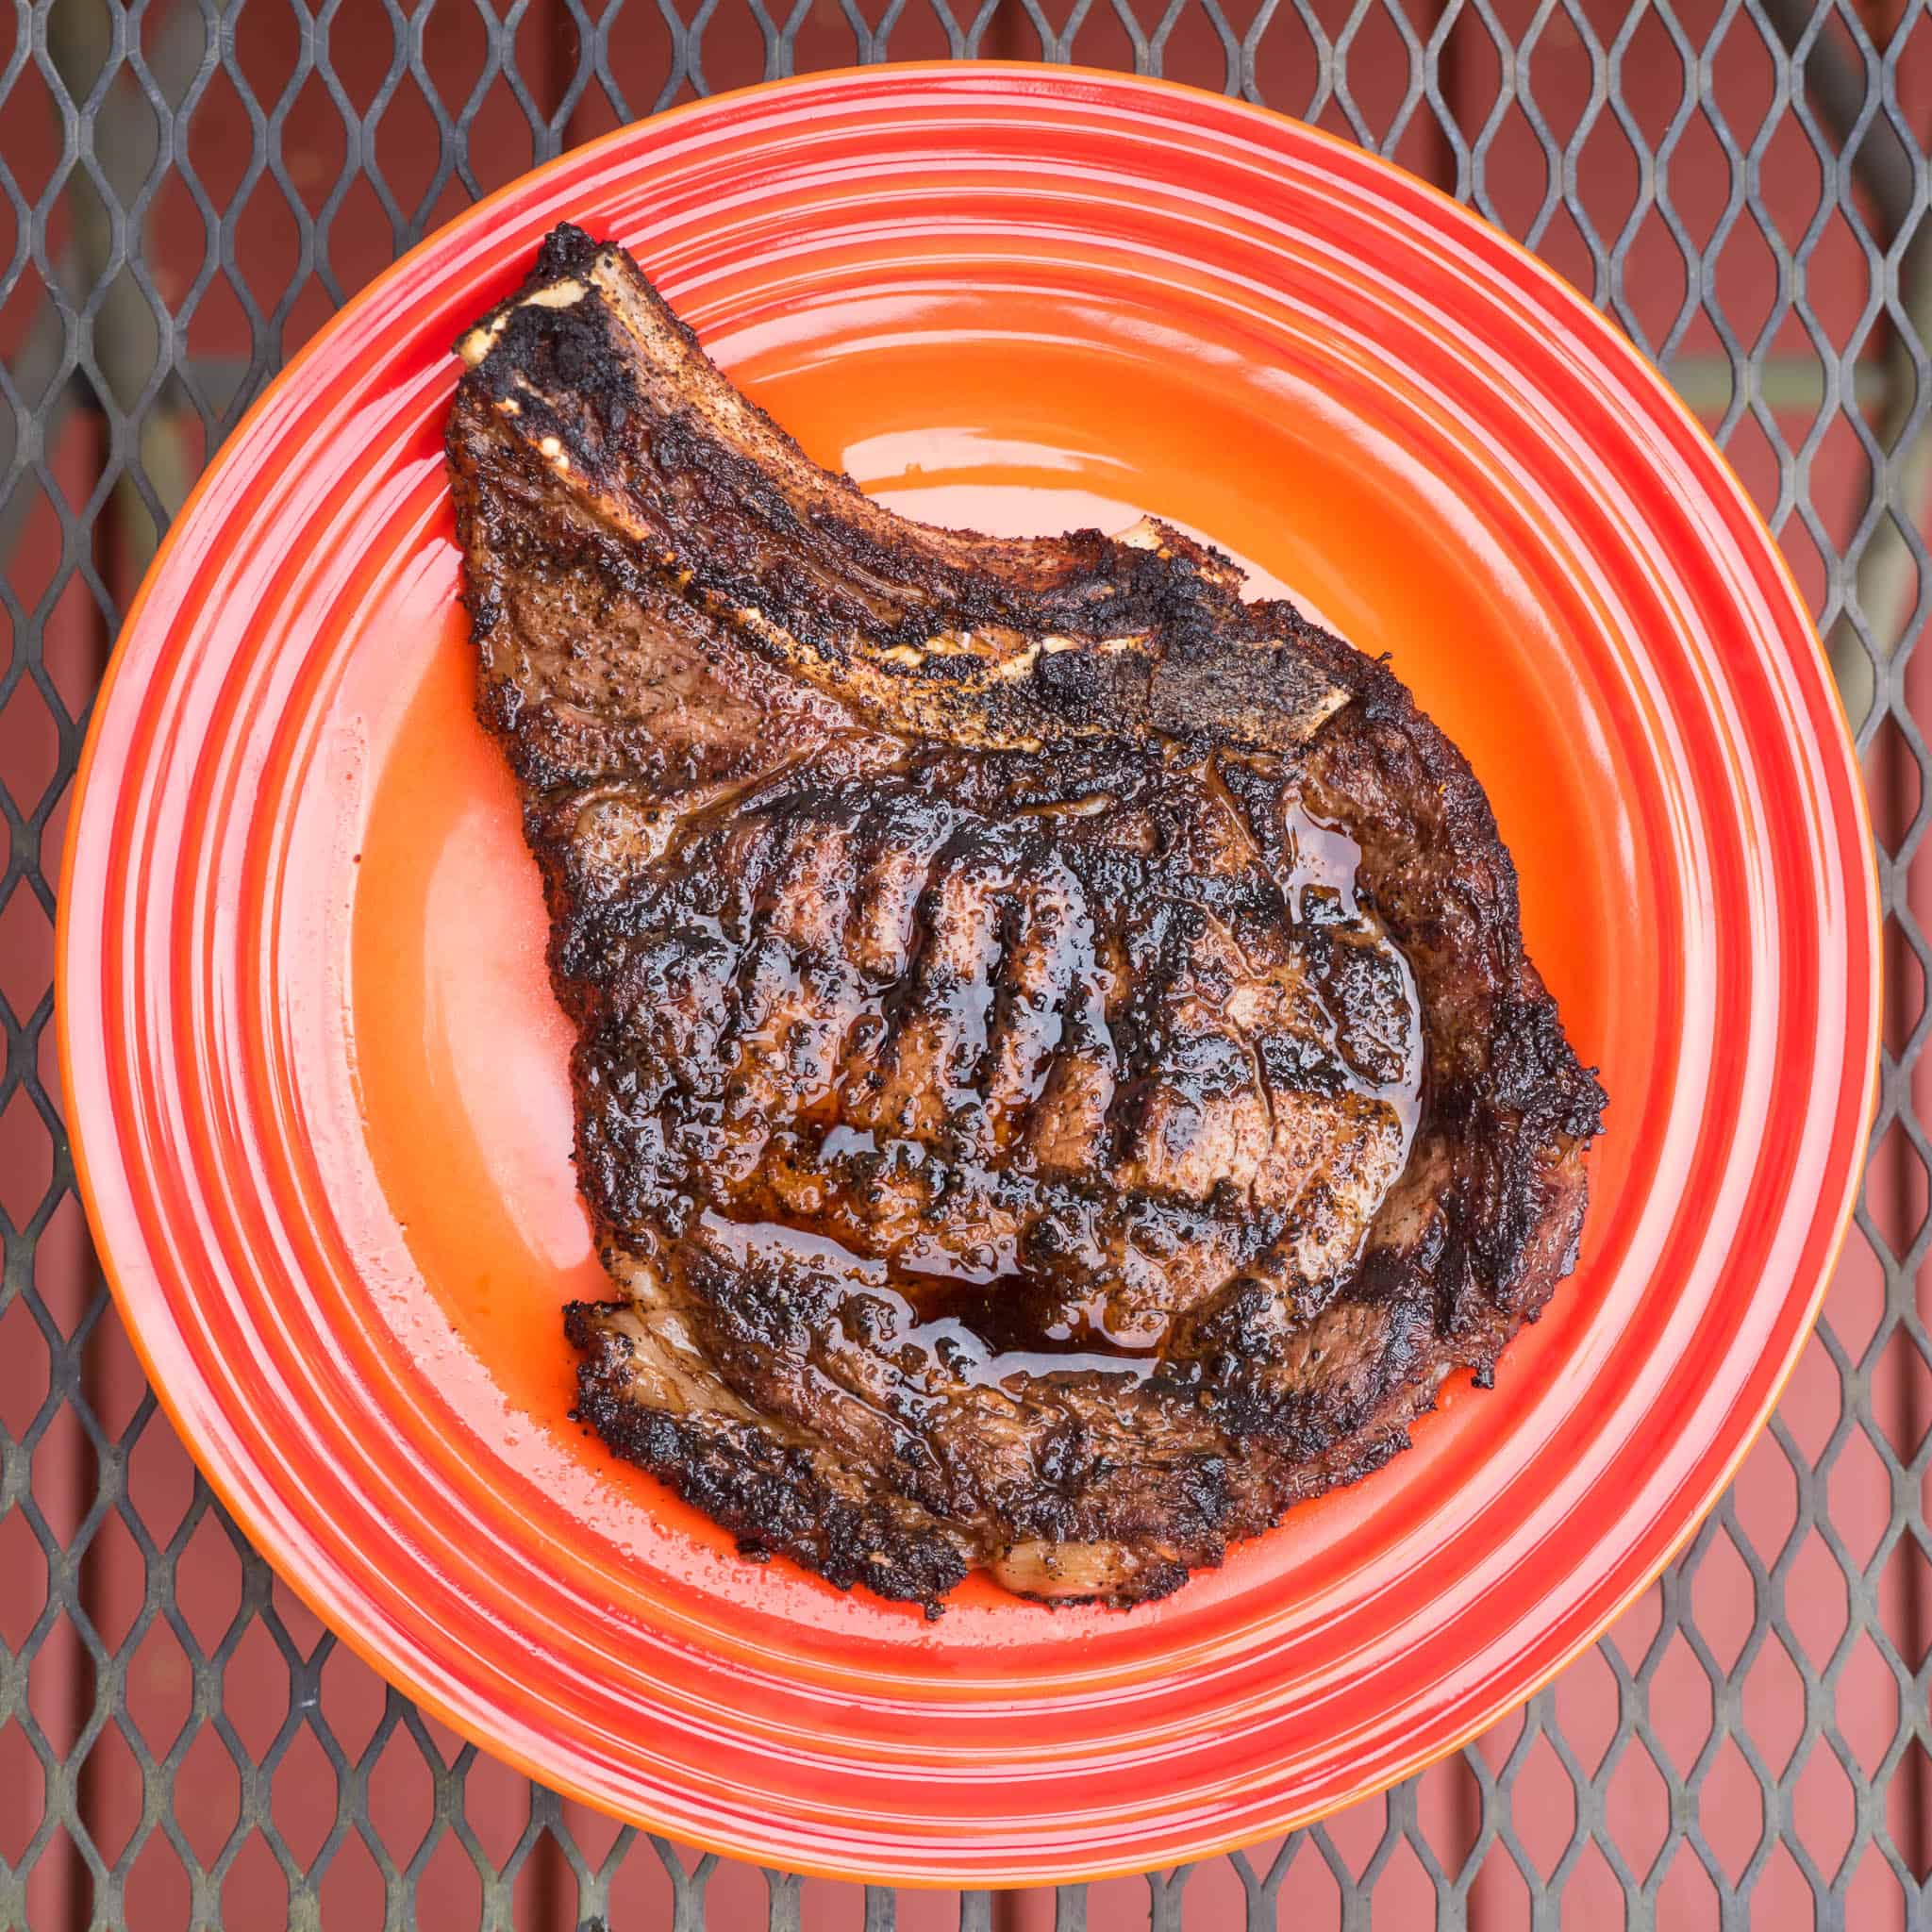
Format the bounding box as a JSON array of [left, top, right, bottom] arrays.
[[58, 66, 1879, 1884]]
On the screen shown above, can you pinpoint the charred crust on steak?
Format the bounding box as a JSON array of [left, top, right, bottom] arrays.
[[448, 226, 1607, 1613], [566, 1304, 973, 1608]]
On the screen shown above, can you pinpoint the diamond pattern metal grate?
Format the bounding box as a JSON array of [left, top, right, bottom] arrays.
[[2, 2, 1927, 1927]]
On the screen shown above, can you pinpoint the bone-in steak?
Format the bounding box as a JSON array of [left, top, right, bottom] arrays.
[[444, 225, 1607, 1610]]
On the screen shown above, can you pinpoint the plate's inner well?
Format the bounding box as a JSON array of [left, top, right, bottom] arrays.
[[348, 284, 1643, 1642]]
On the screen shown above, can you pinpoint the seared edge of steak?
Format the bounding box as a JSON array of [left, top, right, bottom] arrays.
[[564, 1303, 976, 1611]]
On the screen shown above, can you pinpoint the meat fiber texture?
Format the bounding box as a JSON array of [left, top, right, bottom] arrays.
[[444, 225, 1607, 1611]]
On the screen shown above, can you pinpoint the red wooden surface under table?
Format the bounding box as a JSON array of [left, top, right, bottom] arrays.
[[1, 0, 1924, 1925]]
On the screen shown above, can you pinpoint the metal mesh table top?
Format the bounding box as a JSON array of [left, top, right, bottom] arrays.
[[1, 2, 1925, 1926]]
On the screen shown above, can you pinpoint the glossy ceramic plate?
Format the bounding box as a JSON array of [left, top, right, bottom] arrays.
[[59, 65, 1878, 1883]]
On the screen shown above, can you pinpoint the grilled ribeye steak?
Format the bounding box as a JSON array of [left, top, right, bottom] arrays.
[[445, 224, 1607, 1611]]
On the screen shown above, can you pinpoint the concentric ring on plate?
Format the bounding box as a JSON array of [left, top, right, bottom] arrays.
[[59, 66, 1876, 1883]]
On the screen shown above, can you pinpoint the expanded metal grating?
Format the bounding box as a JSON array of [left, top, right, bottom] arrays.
[[2, 1, 1929, 1926]]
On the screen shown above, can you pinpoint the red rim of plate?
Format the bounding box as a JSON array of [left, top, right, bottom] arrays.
[[57, 64, 1880, 1885]]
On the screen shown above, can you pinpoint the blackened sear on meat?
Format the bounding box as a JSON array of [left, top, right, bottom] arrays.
[[445, 225, 1607, 1612]]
